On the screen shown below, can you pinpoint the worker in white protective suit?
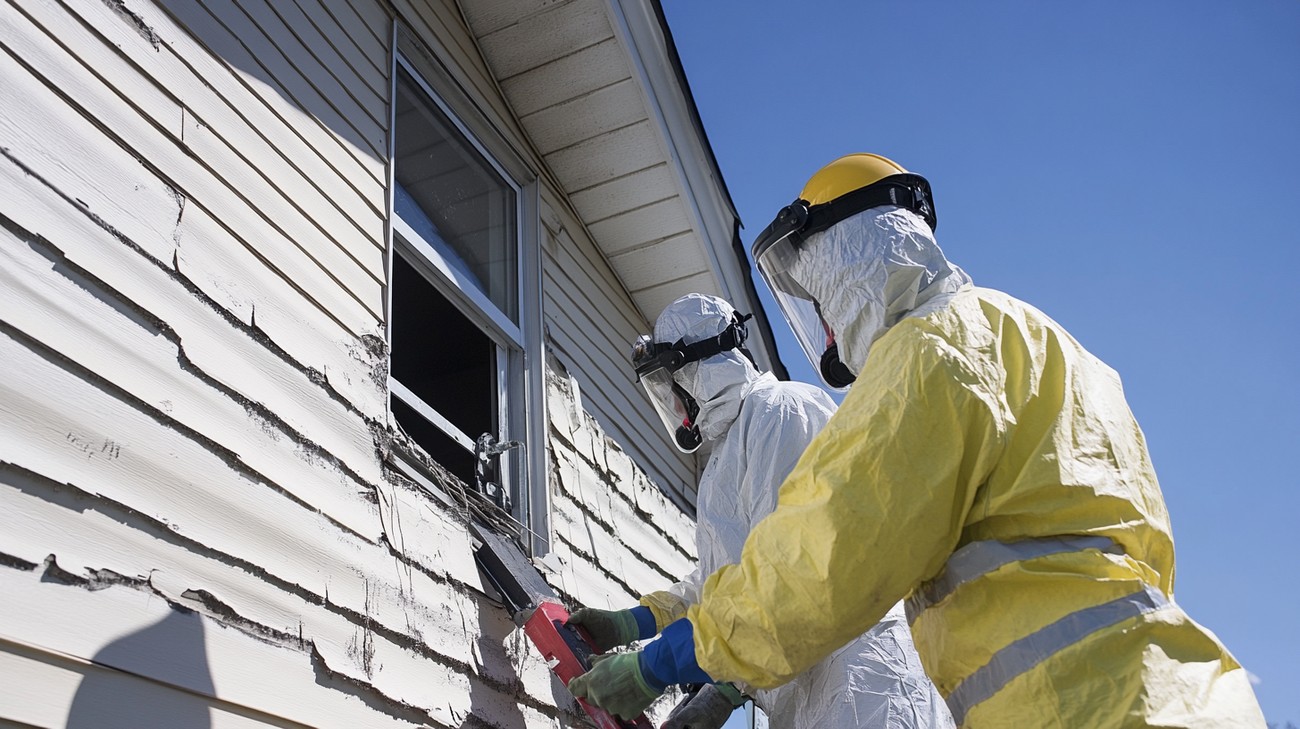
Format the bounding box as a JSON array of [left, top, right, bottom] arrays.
[[569, 154, 1267, 727], [568, 293, 952, 728]]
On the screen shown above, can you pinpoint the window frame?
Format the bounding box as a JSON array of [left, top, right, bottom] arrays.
[[385, 26, 549, 555]]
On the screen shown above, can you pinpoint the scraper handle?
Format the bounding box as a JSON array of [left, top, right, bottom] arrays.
[[523, 601, 653, 729]]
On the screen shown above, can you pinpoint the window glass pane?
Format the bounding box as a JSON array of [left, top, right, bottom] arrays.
[[394, 67, 518, 323]]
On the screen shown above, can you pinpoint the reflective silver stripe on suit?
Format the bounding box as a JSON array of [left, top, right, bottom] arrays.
[[945, 585, 1170, 725], [905, 535, 1123, 623]]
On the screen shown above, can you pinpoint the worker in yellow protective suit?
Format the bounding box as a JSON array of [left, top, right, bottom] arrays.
[[570, 153, 1266, 727]]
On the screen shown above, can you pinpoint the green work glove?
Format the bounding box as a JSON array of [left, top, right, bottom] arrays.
[[661, 683, 745, 729], [567, 651, 662, 720], [567, 607, 640, 652]]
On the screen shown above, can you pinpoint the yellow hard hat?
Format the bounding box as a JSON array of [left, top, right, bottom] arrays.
[[799, 153, 912, 206]]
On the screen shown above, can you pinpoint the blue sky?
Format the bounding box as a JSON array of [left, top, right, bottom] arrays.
[[661, 1, 1300, 723]]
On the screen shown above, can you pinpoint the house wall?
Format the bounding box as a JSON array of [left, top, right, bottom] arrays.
[[0, 0, 699, 725]]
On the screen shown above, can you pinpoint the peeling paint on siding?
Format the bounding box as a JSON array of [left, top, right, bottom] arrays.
[[1, 0, 708, 726]]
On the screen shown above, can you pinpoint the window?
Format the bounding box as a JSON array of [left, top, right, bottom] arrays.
[[387, 45, 544, 550]]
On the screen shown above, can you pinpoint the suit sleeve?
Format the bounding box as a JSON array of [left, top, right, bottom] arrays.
[[686, 325, 1005, 689]]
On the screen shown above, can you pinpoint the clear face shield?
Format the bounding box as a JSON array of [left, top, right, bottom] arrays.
[[751, 175, 937, 390], [632, 335, 704, 452], [751, 204, 856, 390], [631, 312, 752, 453]]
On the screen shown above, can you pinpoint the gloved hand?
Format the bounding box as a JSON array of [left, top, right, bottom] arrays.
[[661, 683, 745, 729], [568, 651, 662, 720], [567, 607, 640, 652]]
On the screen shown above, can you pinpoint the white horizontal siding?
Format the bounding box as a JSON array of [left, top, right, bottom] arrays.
[[539, 195, 700, 504], [161, 0, 388, 170], [1, 0, 707, 726], [0, 159, 385, 468], [1, 0, 387, 331], [0, 565, 447, 728], [0, 340, 575, 725]]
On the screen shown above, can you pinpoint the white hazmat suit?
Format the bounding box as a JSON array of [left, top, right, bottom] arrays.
[[638, 293, 953, 729]]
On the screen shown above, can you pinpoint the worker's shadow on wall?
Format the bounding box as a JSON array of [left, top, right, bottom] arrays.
[[66, 608, 214, 729]]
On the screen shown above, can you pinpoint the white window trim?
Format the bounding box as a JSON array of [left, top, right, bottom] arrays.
[[386, 25, 551, 555], [391, 215, 523, 347]]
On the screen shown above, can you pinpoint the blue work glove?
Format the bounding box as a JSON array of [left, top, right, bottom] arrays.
[[567, 651, 663, 720], [568, 606, 658, 652], [661, 683, 745, 729]]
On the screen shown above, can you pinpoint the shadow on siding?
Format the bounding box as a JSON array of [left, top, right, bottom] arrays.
[[67, 609, 214, 728]]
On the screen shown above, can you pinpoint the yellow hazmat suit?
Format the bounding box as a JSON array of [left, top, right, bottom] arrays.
[[691, 156, 1265, 727]]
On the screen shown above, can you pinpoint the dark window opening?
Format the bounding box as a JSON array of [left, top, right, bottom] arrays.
[[390, 251, 496, 486]]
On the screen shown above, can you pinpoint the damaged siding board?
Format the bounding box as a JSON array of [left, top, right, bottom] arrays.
[[0, 471, 579, 727], [0, 1, 386, 328], [548, 463, 692, 601], [545, 384, 697, 560], [0, 163, 385, 479], [540, 215, 699, 500], [0, 464, 570, 721], [0, 337, 575, 726], [9, 0, 386, 304], [541, 367, 699, 619], [2, 0, 711, 725], [49, 0, 387, 251], [0, 567, 426, 728], [542, 299, 697, 500], [0, 233, 379, 533]]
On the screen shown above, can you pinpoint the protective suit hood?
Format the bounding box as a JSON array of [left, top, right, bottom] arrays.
[[652, 294, 761, 444], [790, 206, 972, 375]]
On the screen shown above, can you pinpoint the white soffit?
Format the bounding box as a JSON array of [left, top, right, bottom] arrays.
[[459, 0, 752, 328]]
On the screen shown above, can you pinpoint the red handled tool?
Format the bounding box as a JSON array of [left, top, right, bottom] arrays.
[[523, 600, 652, 728], [473, 524, 652, 728]]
